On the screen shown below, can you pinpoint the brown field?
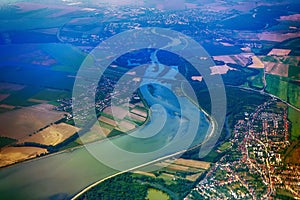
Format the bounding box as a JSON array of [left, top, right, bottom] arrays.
[[0, 83, 25, 91], [191, 76, 203, 82], [220, 42, 234, 47], [0, 104, 67, 139], [77, 122, 111, 144], [0, 146, 47, 168], [186, 172, 203, 182], [99, 116, 117, 127], [28, 98, 49, 104], [0, 94, 10, 102], [166, 164, 190, 172], [156, 160, 202, 173], [268, 49, 291, 56], [279, 14, 300, 21], [155, 162, 170, 168], [100, 105, 145, 133], [166, 164, 200, 173], [130, 108, 147, 118], [134, 102, 145, 108], [213, 55, 237, 64], [258, 32, 300, 42], [210, 65, 236, 75], [172, 158, 211, 170], [134, 171, 156, 177], [103, 106, 128, 120], [213, 54, 249, 67], [119, 120, 136, 130], [0, 104, 15, 109], [129, 113, 146, 122], [285, 145, 300, 164], [234, 54, 250, 67], [265, 62, 289, 77], [19, 123, 80, 146], [104, 105, 146, 124]]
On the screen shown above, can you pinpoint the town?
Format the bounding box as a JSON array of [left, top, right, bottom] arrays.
[[186, 99, 300, 199]]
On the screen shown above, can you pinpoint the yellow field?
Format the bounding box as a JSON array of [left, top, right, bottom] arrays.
[[186, 172, 203, 182], [0, 104, 67, 139], [0, 146, 47, 167], [99, 113, 138, 132], [134, 171, 156, 177], [172, 158, 211, 170], [77, 122, 111, 144], [248, 56, 265, 68], [19, 123, 80, 146], [99, 116, 117, 127]]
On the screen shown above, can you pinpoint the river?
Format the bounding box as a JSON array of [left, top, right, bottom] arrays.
[[0, 49, 211, 200]]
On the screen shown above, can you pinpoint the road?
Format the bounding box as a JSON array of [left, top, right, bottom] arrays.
[[228, 85, 300, 112]]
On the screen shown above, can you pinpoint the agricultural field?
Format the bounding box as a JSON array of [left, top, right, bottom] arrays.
[[265, 62, 289, 77], [266, 75, 288, 101], [0, 146, 47, 168], [0, 137, 17, 148], [0, 104, 66, 139], [153, 158, 211, 183], [247, 68, 264, 89], [167, 158, 211, 170], [41, 43, 93, 73], [267, 48, 291, 56], [147, 188, 170, 200], [30, 89, 71, 102], [77, 102, 148, 144], [266, 74, 300, 109], [0, 86, 41, 107], [19, 123, 80, 146], [248, 56, 265, 69], [0, 82, 41, 107], [285, 142, 300, 164], [288, 107, 300, 140], [260, 56, 300, 78], [217, 142, 232, 152], [76, 122, 110, 144]]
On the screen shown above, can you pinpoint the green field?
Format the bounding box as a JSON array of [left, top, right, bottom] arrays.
[[266, 75, 288, 101], [1, 86, 41, 106], [0, 5, 74, 31], [41, 43, 93, 73], [265, 74, 300, 109], [289, 65, 300, 80], [147, 188, 170, 200], [0, 136, 17, 148], [31, 89, 71, 101], [218, 142, 232, 152], [288, 107, 300, 140], [77, 173, 148, 200], [248, 68, 264, 89]]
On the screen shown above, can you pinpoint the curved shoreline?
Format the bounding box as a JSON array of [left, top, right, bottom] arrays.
[[71, 83, 217, 200]]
